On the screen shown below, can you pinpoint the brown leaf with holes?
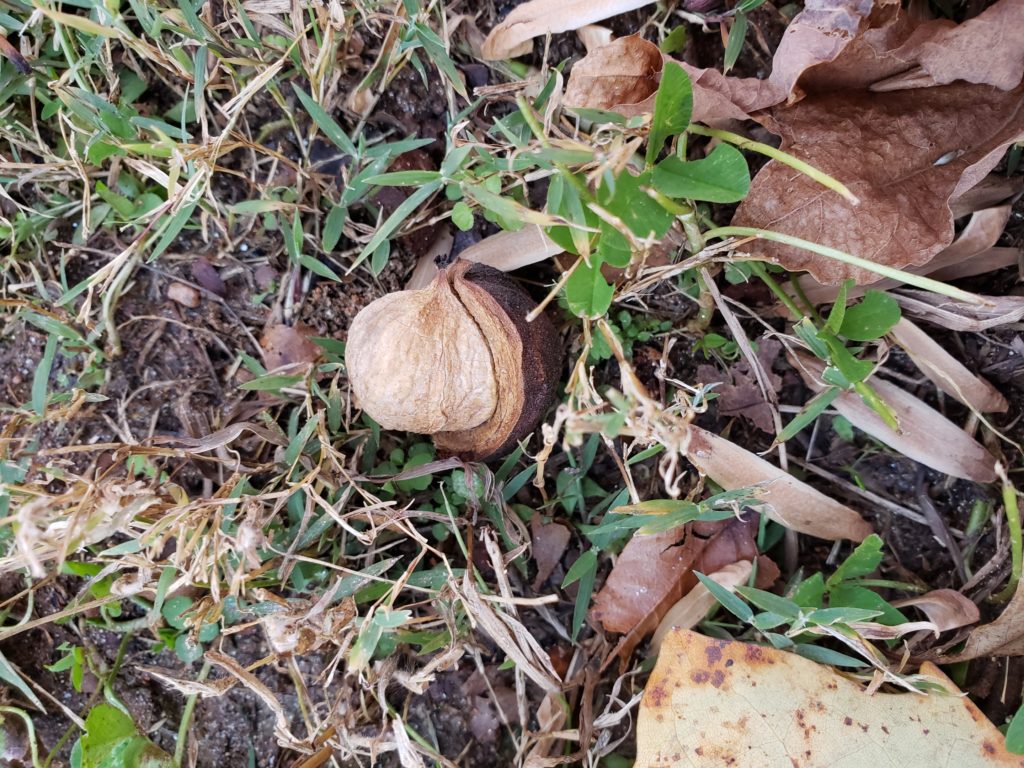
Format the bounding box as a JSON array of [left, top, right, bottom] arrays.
[[636, 630, 1024, 768], [698, 338, 782, 434], [260, 324, 321, 372]]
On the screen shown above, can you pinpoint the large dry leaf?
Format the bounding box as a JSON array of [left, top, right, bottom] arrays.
[[635, 629, 1024, 768], [734, 82, 1024, 284], [728, 0, 1024, 284], [793, 354, 997, 482], [686, 425, 872, 541], [875, 0, 1024, 91], [889, 317, 1008, 413], [481, 0, 652, 60]]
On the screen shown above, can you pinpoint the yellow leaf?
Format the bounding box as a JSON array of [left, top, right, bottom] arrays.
[[636, 630, 1023, 767]]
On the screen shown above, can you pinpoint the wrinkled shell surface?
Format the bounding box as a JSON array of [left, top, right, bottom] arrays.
[[345, 260, 561, 460], [345, 274, 497, 434]]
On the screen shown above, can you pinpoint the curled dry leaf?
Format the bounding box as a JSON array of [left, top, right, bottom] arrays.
[[636, 629, 1024, 768], [685, 425, 872, 541], [893, 289, 1024, 333], [889, 317, 1007, 413], [576, 24, 613, 53], [562, 35, 774, 123], [650, 560, 752, 656], [892, 589, 980, 633], [793, 353, 997, 482], [260, 323, 321, 372], [938, 581, 1024, 663], [481, 0, 653, 60], [562, 35, 662, 116], [872, 0, 1024, 92], [591, 516, 761, 636]]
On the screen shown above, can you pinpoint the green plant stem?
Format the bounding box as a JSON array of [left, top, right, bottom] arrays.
[[688, 125, 859, 205], [749, 261, 803, 319], [174, 660, 211, 767], [705, 227, 985, 304], [0, 706, 42, 768], [789, 275, 823, 322], [994, 477, 1022, 603], [647, 189, 704, 252]]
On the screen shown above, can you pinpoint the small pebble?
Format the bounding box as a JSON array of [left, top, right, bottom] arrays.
[[167, 282, 200, 308]]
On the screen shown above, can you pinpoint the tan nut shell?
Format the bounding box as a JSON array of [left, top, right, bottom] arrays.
[[345, 269, 497, 434], [345, 259, 561, 460]]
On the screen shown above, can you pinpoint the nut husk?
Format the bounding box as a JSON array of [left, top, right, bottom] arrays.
[[345, 259, 561, 460]]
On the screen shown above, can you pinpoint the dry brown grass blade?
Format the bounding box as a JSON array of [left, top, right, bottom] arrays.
[[950, 176, 1024, 218], [481, 0, 654, 60], [792, 354, 997, 483], [458, 571, 561, 693], [406, 226, 562, 289], [926, 247, 1020, 283], [894, 289, 1024, 332], [890, 317, 1008, 413], [685, 425, 872, 541]]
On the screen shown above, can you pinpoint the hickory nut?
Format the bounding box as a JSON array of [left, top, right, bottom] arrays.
[[345, 258, 561, 460]]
